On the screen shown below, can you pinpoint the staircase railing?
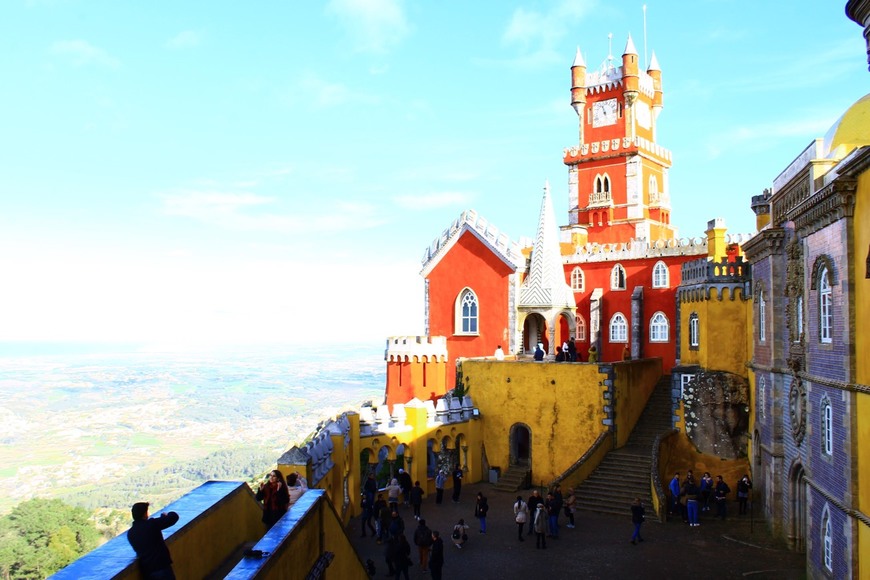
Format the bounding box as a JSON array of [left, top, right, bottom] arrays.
[[548, 431, 612, 490]]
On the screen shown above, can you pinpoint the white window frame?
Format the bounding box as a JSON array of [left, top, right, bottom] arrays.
[[680, 374, 695, 399], [758, 376, 766, 419], [652, 261, 669, 288], [794, 295, 804, 342], [823, 507, 832, 571], [609, 312, 628, 343], [575, 315, 586, 341], [649, 312, 669, 342], [820, 267, 832, 343], [611, 264, 627, 290], [570, 267, 585, 292], [822, 398, 832, 456], [759, 290, 766, 342], [689, 313, 699, 348], [649, 175, 658, 199], [454, 288, 479, 336]]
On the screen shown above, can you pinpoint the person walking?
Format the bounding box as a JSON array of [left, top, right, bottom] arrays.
[[715, 475, 731, 520], [363, 472, 378, 507], [360, 494, 376, 537], [397, 468, 413, 506], [451, 466, 463, 503], [255, 470, 290, 530], [127, 502, 180, 580], [737, 474, 753, 515], [533, 503, 548, 549], [410, 481, 424, 520], [429, 531, 444, 580], [527, 489, 543, 536], [685, 477, 700, 527], [386, 478, 401, 513], [451, 518, 469, 548], [435, 470, 446, 505], [392, 534, 412, 580], [374, 493, 389, 543], [630, 498, 645, 545], [700, 472, 714, 512], [413, 518, 433, 572], [564, 487, 577, 529], [513, 495, 528, 541], [668, 472, 681, 517], [474, 491, 489, 533]]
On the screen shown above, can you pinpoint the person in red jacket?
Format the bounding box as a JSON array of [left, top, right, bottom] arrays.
[[256, 470, 290, 529], [127, 501, 180, 580]]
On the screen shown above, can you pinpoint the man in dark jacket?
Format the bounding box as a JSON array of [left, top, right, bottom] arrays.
[[127, 502, 180, 580], [429, 530, 444, 580], [397, 468, 413, 505], [413, 518, 433, 571]]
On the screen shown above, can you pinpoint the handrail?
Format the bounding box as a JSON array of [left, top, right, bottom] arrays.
[[548, 431, 612, 489]]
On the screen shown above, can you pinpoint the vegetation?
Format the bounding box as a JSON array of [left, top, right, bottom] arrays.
[[0, 499, 100, 579]]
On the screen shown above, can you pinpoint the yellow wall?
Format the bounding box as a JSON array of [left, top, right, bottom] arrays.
[[854, 164, 870, 580], [612, 359, 663, 447], [463, 360, 608, 484]]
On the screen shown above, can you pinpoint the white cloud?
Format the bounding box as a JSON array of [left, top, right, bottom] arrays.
[[704, 117, 833, 159], [497, 0, 596, 68], [166, 30, 202, 49], [49, 40, 120, 68], [326, 0, 410, 53], [393, 191, 472, 210]]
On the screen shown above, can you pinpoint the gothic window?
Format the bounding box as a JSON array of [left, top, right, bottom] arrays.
[[793, 296, 803, 343], [595, 174, 611, 195], [689, 313, 699, 349], [822, 507, 833, 572], [609, 313, 628, 343], [570, 267, 585, 292], [819, 267, 832, 343], [822, 397, 832, 456], [758, 289, 766, 342], [611, 264, 627, 290], [575, 315, 586, 341], [649, 312, 669, 342], [758, 376, 766, 419], [649, 175, 659, 203], [455, 288, 478, 335], [652, 261, 669, 288]]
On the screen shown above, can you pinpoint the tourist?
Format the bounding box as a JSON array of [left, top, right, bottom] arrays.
[[452, 466, 463, 503], [413, 518, 433, 572], [630, 498, 645, 545], [513, 495, 528, 541], [127, 501, 179, 580], [397, 468, 413, 506], [715, 475, 731, 520], [392, 534, 412, 580], [494, 345, 505, 360], [534, 343, 545, 361], [474, 491, 489, 533], [287, 472, 307, 507], [564, 487, 577, 528], [588, 345, 598, 363], [700, 472, 714, 512], [567, 340, 577, 362], [386, 478, 401, 512], [545, 492, 560, 538], [373, 493, 389, 543], [737, 474, 753, 515], [555, 346, 567, 362], [527, 489, 543, 535], [668, 472, 681, 516], [255, 470, 290, 530], [360, 494, 376, 537], [429, 531, 444, 580], [435, 469, 446, 504], [451, 518, 469, 548], [685, 476, 700, 526], [364, 472, 378, 506], [533, 503, 548, 549], [388, 510, 405, 540], [409, 480, 424, 520]]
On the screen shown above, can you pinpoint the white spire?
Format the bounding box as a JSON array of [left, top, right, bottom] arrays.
[[648, 50, 660, 71], [572, 46, 585, 68], [623, 33, 638, 56]]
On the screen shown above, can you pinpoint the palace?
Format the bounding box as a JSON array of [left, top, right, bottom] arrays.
[[55, 4, 870, 579]]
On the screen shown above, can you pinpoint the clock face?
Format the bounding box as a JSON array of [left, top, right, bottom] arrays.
[[592, 98, 618, 128]]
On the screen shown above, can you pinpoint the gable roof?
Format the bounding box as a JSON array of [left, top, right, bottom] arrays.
[[420, 209, 525, 278]]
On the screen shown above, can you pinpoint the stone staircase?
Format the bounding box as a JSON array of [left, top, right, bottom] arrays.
[[493, 463, 530, 493], [573, 376, 673, 521]]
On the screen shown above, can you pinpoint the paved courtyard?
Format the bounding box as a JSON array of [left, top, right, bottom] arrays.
[[348, 482, 806, 579]]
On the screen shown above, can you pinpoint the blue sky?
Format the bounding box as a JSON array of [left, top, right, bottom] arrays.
[[0, 0, 865, 350]]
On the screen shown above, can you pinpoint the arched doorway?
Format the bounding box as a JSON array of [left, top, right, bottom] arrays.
[[510, 424, 531, 466], [523, 314, 548, 354], [790, 463, 806, 553]]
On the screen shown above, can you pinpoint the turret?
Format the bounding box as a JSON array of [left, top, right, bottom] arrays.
[[570, 47, 587, 144], [621, 35, 639, 107], [706, 218, 728, 262], [647, 51, 663, 140], [751, 189, 772, 231]]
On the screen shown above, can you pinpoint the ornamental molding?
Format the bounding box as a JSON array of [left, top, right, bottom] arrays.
[[742, 227, 786, 262], [793, 180, 857, 238]]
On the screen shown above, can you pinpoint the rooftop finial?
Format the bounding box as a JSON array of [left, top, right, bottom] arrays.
[[642, 4, 648, 69], [607, 32, 613, 69]]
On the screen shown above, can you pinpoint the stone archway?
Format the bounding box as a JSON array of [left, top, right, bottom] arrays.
[[510, 424, 531, 466], [789, 463, 807, 553], [523, 313, 548, 354]]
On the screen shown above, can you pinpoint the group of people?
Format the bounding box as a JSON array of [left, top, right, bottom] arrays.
[[668, 470, 752, 525], [531, 341, 586, 362], [510, 484, 576, 549], [255, 469, 308, 529]]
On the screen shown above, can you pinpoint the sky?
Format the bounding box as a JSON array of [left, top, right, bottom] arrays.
[[0, 0, 866, 352]]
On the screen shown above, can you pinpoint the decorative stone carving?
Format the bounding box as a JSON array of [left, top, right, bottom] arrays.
[[682, 371, 750, 459], [789, 378, 807, 446]]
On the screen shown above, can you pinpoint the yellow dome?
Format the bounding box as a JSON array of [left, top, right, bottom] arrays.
[[823, 92, 870, 158]]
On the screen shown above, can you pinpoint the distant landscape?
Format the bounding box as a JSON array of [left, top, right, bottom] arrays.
[[0, 344, 386, 515]]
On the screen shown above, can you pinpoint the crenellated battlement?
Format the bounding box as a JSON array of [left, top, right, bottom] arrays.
[[565, 232, 753, 264], [385, 335, 448, 362], [563, 135, 672, 164], [681, 256, 752, 286]]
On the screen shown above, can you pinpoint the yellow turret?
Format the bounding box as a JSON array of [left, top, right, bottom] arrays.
[[706, 218, 728, 261]]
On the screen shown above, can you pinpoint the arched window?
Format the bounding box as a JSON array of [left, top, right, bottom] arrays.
[[793, 295, 804, 343], [819, 267, 832, 343], [758, 375, 766, 419], [822, 397, 832, 456], [611, 264, 627, 290], [609, 313, 628, 343], [689, 313, 699, 349], [649, 312, 669, 342], [822, 507, 833, 572], [758, 289, 766, 342], [652, 261, 669, 288], [595, 174, 611, 195], [570, 267, 585, 292], [455, 288, 478, 335], [575, 315, 586, 341], [649, 175, 659, 203]]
